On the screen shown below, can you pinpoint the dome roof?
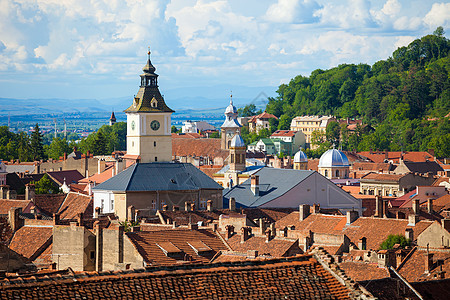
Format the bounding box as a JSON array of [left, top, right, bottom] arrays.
[[225, 102, 237, 114], [230, 134, 245, 148], [318, 149, 349, 168], [293, 149, 308, 163]]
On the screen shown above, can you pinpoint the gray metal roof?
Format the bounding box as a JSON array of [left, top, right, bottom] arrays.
[[93, 162, 223, 192], [223, 167, 314, 208]]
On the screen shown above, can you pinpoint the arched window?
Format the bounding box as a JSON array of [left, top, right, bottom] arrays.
[[228, 140, 231, 148]]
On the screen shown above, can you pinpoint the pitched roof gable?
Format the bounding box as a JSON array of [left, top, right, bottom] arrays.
[[57, 192, 93, 220], [8, 226, 52, 261]]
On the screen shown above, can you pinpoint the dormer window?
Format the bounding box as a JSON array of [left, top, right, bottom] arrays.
[[151, 97, 157, 108]]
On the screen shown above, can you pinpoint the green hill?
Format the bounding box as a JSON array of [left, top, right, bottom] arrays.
[[264, 27, 450, 158]]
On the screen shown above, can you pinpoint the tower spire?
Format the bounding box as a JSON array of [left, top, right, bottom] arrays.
[[230, 91, 233, 105]]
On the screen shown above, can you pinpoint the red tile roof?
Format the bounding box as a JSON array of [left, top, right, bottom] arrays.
[[275, 213, 347, 235], [271, 130, 296, 137], [157, 210, 231, 225], [171, 132, 204, 139], [224, 234, 301, 257], [342, 218, 433, 250], [360, 172, 404, 182], [57, 192, 93, 220], [0, 199, 34, 215], [242, 208, 295, 223], [79, 167, 115, 184], [33, 194, 66, 216], [433, 194, 450, 211], [358, 151, 435, 164], [351, 162, 395, 172], [0, 255, 355, 299], [47, 170, 84, 185], [249, 112, 278, 123], [398, 248, 450, 282], [8, 226, 52, 261], [172, 138, 228, 159], [339, 261, 389, 281], [126, 228, 228, 265]]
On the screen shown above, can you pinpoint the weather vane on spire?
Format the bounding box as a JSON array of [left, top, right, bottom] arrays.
[[230, 91, 233, 105], [148, 46, 151, 59]]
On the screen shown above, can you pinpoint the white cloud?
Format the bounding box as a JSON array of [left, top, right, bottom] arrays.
[[265, 0, 321, 23], [381, 0, 401, 16], [315, 0, 376, 28], [423, 3, 450, 28]]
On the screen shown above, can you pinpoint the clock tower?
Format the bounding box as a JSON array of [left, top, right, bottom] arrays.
[[124, 49, 174, 163]]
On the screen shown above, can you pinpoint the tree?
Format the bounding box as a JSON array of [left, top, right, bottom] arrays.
[[238, 104, 257, 117], [33, 174, 60, 194], [171, 125, 179, 133], [47, 137, 71, 160], [326, 121, 341, 146], [277, 115, 291, 131], [30, 124, 45, 161], [380, 234, 411, 250], [92, 130, 107, 155], [434, 26, 445, 37]]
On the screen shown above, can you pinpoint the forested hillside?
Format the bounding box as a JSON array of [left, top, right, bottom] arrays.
[[264, 28, 450, 157]]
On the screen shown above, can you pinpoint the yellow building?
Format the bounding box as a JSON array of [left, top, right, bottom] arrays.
[[290, 115, 335, 146], [123, 50, 174, 163]]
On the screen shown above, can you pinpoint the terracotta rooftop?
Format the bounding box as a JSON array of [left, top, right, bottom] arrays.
[[172, 137, 228, 159], [171, 132, 204, 139], [357, 151, 435, 164], [351, 162, 395, 172], [360, 172, 404, 182], [307, 158, 319, 171], [126, 228, 228, 266], [57, 192, 93, 220], [0, 255, 355, 299], [248, 112, 278, 123], [199, 165, 224, 179], [341, 218, 433, 250], [157, 210, 233, 226], [433, 194, 450, 211], [8, 226, 52, 262], [270, 130, 296, 137], [242, 207, 295, 223], [275, 213, 347, 235], [46, 170, 84, 185], [223, 233, 301, 258], [398, 248, 450, 282], [33, 194, 66, 216], [339, 261, 389, 282], [79, 166, 115, 184], [0, 199, 34, 215]]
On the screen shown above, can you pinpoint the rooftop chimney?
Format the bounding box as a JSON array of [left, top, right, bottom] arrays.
[[259, 218, 266, 235], [8, 207, 23, 232], [127, 206, 135, 222], [207, 200, 213, 212], [251, 175, 259, 196], [185, 201, 191, 212], [225, 225, 234, 240], [265, 228, 271, 243], [312, 203, 320, 214], [247, 250, 258, 259], [77, 212, 83, 226], [358, 237, 367, 250], [94, 207, 101, 218], [425, 252, 434, 273], [408, 214, 418, 226], [427, 198, 433, 214], [412, 199, 420, 215], [25, 184, 35, 201], [375, 195, 383, 217], [383, 199, 389, 218], [53, 213, 60, 225], [346, 210, 359, 224], [189, 223, 198, 230], [299, 204, 310, 221], [405, 228, 414, 241], [229, 197, 236, 211], [241, 227, 250, 243]]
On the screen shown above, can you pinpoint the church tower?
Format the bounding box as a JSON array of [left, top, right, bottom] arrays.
[[221, 95, 242, 150], [229, 132, 246, 172], [124, 49, 174, 163]]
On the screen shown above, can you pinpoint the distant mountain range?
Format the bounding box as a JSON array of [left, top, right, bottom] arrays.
[[0, 84, 277, 116]]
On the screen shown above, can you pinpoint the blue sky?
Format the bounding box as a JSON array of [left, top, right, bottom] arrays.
[[0, 0, 449, 103]]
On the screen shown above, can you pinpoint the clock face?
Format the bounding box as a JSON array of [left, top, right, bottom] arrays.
[[150, 120, 160, 131], [131, 120, 135, 131]]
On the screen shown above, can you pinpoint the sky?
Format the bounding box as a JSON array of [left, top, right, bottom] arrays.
[[0, 0, 449, 104]]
